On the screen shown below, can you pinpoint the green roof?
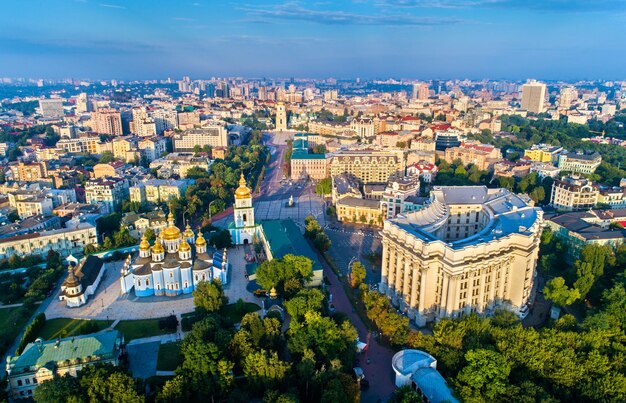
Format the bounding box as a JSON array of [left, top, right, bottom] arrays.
[[9, 330, 122, 372], [291, 150, 326, 160], [260, 220, 323, 271]]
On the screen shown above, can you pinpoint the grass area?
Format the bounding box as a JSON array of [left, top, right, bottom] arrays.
[[157, 341, 183, 371], [220, 302, 261, 325], [114, 318, 175, 342], [0, 305, 37, 355], [37, 318, 113, 340]]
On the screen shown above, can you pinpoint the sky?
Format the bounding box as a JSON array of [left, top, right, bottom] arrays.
[[0, 0, 625, 80]]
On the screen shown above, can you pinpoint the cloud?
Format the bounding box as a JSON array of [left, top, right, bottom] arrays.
[[98, 3, 126, 9], [377, 0, 626, 12], [0, 34, 163, 56], [173, 17, 196, 22], [211, 35, 328, 46], [239, 3, 462, 26]]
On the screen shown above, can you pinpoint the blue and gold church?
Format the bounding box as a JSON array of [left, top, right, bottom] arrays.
[[120, 208, 229, 297]]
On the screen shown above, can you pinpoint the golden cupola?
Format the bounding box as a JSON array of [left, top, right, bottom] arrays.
[[178, 238, 191, 253], [162, 207, 182, 241], [195, 231, 207, 247], [151, 236, 165, 254], [234, 172, 251, 200], [139, 234, 151, 251], [183, 224, 195, 239]]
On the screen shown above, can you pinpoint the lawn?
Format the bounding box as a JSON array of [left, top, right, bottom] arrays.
[[37, 318, 114, 340], [220, 302, 261, 325], [157, 341, 183, 371], [0, 305, 37, 355], [114, 318, 175, 342]]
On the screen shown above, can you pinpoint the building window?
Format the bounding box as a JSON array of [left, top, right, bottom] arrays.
[[17, 380, 22, 386], [146, 279, 150, 286], [170, 272, 173, 278], [137, 280, 141, 287]]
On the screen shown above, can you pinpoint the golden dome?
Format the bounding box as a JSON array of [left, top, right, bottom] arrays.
[[139, 235, 150, 251], [183, 224, 194, 239], [178, 239, 191, 253], [195, 232, 207, 247], [234, 172, 251, 199], [151, 237, 164, 254]]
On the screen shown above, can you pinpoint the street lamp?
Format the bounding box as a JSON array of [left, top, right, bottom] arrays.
[[208, 200, 217, 221]]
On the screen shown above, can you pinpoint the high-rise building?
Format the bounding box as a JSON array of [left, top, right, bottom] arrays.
[[380, 186, 543, 325], [417, 83, 430, 101], [38, 98, 64, 118], [92, 108, 123, 136], [520, 81, 547, 114], [275, 102, 287, 131], [559, 87, 577, 110], [76, 93, 90, 113]]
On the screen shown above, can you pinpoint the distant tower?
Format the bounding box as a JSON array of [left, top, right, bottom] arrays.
[[229, 173, 259, 245], [276, 102, 287, 131]]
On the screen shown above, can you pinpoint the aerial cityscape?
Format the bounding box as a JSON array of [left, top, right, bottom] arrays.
[[1, 1, 626, 402]]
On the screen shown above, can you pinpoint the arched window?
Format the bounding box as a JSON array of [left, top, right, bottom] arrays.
[[243, 213, 247, 222], [169, 272, 173, 278], [157, 284, 161, 290], [138, 279, 142, 286], [175, 283, 179, 289], [184, 282, 188, 288], [146, 278, 150, 286]]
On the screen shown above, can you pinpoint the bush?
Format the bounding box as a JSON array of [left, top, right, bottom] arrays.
[[159, 315, 179, 332]]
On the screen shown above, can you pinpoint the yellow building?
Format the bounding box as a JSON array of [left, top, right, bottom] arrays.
[[523, 144, 563, 163], [328, 150, 404, 184], [336, 197, 383, 225]]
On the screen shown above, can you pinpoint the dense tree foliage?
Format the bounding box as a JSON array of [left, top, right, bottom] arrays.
[[193, 279, 228, 314], [255, 254, 313, 297], [315, 177, 332, 196], [304, 216, 331, 252]]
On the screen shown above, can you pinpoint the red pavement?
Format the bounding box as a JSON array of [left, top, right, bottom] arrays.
[[324, 265, 397, 402]]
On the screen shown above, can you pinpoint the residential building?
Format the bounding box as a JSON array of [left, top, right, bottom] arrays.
[[350, 118, 375, 139], [434, 130, 462, 151], [407, 161, 438, 183], [153, 108, 178, 133], [547, 210, 626, 260], [111, 136, 140, 163], [11, 162, 47, 182], [381, 186, 543, 325], [380, 176, 423, 219], [129, 179, 192, 205], [76, 92, 90, 113], [92, 108, 123, 136], [85, 177, 129, 211], [149, 153, 211, 179], [38, 99, 64, 118], [172, 125, 229, 151], [559, 87, 577, 110], [138, 137, 168, 162], [529, 162, 560, 179], [331, 173, 362, 203], [121, 210, 167, 237], [6, 331, 123, 399], [0, 223, 97, 259], [443, 141, 502, 171], [92, 161, 125, 179], [328, 150, 404, 184], [521, 81, 546, 114], [15, 197, 53, 219], [177, 111, 200, 129], [523, 144, 563, 163], [550, 176, 599, 211], [557, 151, 602, 174], [56, 136, 100, 154]]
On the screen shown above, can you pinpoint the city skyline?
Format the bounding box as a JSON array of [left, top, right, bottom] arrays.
[[2, 0, 625, 80]]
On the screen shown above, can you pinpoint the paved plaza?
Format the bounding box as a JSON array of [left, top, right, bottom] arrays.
[[45, 246, 259, 320], [325, 226, 383, 283]]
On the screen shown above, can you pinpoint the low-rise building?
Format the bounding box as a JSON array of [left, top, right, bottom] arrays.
[[172, 125, 229, 151], [129, 179, 193, 205], [380, 177, 423, 219], [524, 144, 563, 163], [557, 151, 601, 174], [331, 173, 361, 203], [15, 196, 53, 219], [336, 197, 383, 225], [149, 153, 211, 179], [443, 141, 502, 171], [59, 255, 107, 307], [0, 223, 97, 259], [391, 350, 458, 403], [11, 162, 48, 182], [92, 161, 125, 179], [121, 210, 167, 237], [407, 161, 438, 183], [550, 176, 599, 211], [6, 331, 123, 399], [85, 176, 129, 211]]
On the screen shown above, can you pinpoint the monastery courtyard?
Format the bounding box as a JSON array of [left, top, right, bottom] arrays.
[[45, 246, 260, 320]]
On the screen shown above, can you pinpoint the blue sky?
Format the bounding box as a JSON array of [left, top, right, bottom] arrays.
[[0, 0, 624, 80]]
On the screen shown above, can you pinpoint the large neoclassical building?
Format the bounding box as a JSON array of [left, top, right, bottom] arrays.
[[120, 209, 228, 297], [380, 186, 543, 326]]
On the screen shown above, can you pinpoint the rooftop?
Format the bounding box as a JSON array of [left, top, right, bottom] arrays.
[[260, 220, 322, 271]]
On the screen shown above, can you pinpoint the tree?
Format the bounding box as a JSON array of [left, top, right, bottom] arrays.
[[34, 375, 81, 403], [208, 229, 232, 249], [530, 186, 545, 203], [157, 375, 192, 403], [99, 151, 115, 163], [185, 166, 211, 179], [193, 279, 228, 314], [312, 144, 326, 154], [455, 349, 512, 401], [86, 371, 144, 403], [143, 228, 156, 242], [255, 254, 313, 296], [350, 262, 366, 288], [544, 277, 581, 306], [284, 288, 325, 322], [243, 350, 291, 392], [315, 177, 332, 196]]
